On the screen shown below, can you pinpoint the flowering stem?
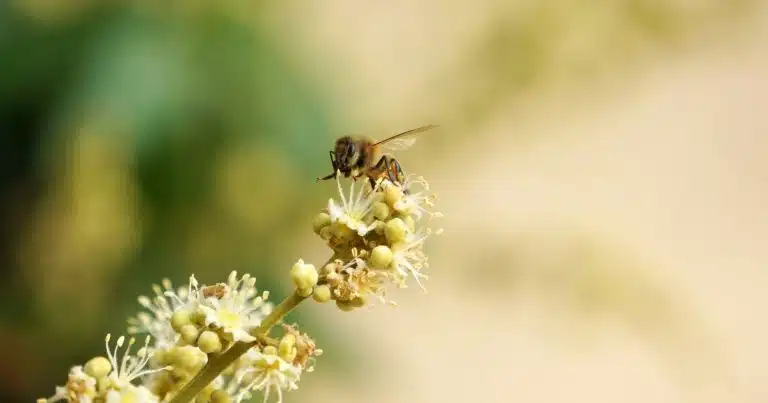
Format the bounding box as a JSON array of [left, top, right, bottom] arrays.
[[168, 291, 308, 403]]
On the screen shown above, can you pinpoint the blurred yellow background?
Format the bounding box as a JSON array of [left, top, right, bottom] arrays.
[[1, 1, 766, 402]]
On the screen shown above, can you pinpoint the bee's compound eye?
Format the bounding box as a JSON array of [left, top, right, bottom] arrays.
[[345, 142, 358, 164]]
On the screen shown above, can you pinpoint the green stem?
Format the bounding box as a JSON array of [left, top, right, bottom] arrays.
[[168, 292, 307, 403]]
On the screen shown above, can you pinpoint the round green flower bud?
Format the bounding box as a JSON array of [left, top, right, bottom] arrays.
[[180, 324, 200, 345], [263, 345, 278, 356], [190, 309, 206, 325], [374, 220, 386, 235], [385, 218, 408, 243], [319, 226, 333, 240], [171, 310, 191, 332], [150, 348, 168, 367], [210, 390, 231, 403], [384, 184, 403, 206], [290, 259, 319, 290], [371, 202, 391, 221], [336, 299, 356, 312], [176, 345, 205, 369], [325, 271, 341, 284], [312, 212, 331, 234], [198, 331, 222, 354], [319, 263, 336, 276], [369, 245, 393, 269], [312, 285, 332, 303], [84, 356, 111, 378], [350, 296, 366, 308]]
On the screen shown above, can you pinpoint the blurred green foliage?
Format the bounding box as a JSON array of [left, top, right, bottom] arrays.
[[0, 3, 337, 400]]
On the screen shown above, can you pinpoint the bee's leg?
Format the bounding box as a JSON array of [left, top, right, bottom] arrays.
[[388, 158, 405, 184], [386, 157, 411, 194], [317, 172, 337, 181], [379, 156, 402, 185], [371, 155, 390, 183], [316, 151, 338, 182]]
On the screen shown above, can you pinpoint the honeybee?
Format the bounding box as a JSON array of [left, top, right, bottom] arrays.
[[317, 124, 438, 186]]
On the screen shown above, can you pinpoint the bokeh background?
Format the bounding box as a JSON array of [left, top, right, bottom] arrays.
[[1, 1, 767, 402]]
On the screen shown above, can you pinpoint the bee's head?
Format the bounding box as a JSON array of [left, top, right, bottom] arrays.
[[334, 136, 360, 173]]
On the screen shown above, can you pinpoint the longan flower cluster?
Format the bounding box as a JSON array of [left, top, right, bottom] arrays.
[[306, 174, 441, 309], [221, 325, 321, 403], [123, 272, 276, 400], [131, 272, 317, 402], [42, 171, 441, 403], [40, 335, 166, 403], [42, 272, 320, 403]]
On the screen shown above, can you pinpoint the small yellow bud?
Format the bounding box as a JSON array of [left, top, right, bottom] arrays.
[[350, 296, 366, 308], [385, 218, 408, 243], [312, 212, 331, 234], [325, 271, 341, 284], [198, 331, 222, 354], [151, 348, 168, 366], [374, 220, 386, 235], [319, 226, 333, 240], [190, 309, 206, 325], [84, 356, 111, 378], [195, 387, 214, 403], [180, 324, 200, 345], [312, 285, 332, 303], [369, 245, 393, 269], [171, 310, 191, 332], [336, 299, 356, 311], [297, 286, 313, 297], [291, 259, 319, 290], [210, 390, 231, 403], [384, 183, 403, 206], [371, 202, 390, 220], [320, 262, 336, 276], [176, 345, 205, 369], [263, 345, 278, 356], [279, 334, 296, 357]]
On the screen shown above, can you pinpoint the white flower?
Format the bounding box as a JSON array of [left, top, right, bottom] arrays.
[[43, 335, 165, 403], [199, 271, 272, 343], [392, 175, 438, 220], [127, 276, 202, 347], [390, 230, 431, 291], [104, 334, 166, 389], [327, 174, 381, 236], [235, 350, 302, 403]]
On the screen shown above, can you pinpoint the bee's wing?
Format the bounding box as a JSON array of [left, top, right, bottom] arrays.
[[379, 137, 418, 151], [375, 124, 438, 151]]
